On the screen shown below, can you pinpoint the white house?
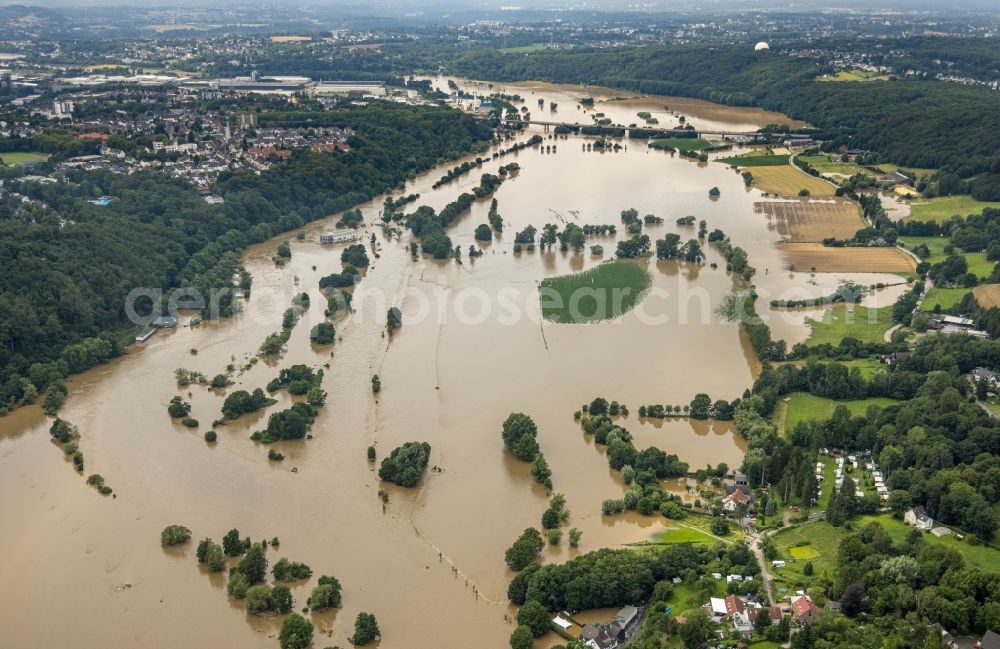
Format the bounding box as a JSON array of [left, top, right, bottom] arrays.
[[904, 506, 934, 530], [320, 228, 358, 244], [722, 489, 751, 512]]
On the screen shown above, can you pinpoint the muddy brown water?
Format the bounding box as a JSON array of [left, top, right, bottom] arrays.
[[428, 76, 808, 133], [0, 81, 902, 648]]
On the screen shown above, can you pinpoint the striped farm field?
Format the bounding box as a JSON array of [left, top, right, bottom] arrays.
[[756, 197, 864, 242], [747, 165, 838, 197], [779, 243, 917, 273], [973, 284, 1000, 308]]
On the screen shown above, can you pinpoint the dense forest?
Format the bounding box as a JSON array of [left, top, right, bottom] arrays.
[[0, 102, 495, 412], [448, 45, 1000, 177]]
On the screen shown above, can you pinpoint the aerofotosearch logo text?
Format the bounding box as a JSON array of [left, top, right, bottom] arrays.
[[124, 283, 881, 329]]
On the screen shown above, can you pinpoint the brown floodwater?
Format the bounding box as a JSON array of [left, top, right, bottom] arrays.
[[0, 81, 892, 648], [427, 76, 808, 133]]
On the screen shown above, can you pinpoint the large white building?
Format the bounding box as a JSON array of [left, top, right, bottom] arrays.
[[320, 229, 358, 244]]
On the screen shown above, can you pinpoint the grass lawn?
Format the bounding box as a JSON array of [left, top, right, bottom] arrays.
[[805, 304, 894, 346], [838, 357, 886, 379], [664, 579, 726, 618], [539, 260, 651, 323], [857, 514, 1000, 573], [649, 137, 713, 151], [906, 196, 1000, 223], [717, 153, 790, 167], [921, 287, 971, 312], [749, 642, 782, 649], [898, 235, 995, 280], [816, 457, 837, 510], [771, 520, 849, 590], [781, 357, 886, 380], [780, 393, 897, 433], [654, 525, 721, 545], [0, 151, 48, 165]]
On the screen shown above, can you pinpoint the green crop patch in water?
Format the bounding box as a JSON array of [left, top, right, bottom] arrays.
[[716, 153, 790, 167], [539, 261, 651, 323]]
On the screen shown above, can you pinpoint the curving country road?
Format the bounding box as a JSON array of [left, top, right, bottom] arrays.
[[748, 531, 776, 606]]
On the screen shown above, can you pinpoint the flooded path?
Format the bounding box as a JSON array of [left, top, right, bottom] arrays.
[[0, 81, 893, 648]]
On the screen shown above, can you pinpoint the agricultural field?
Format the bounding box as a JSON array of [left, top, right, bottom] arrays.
[[817, 70, 891, 82], [648, 137, 713, 151], [755, 198, 864, 242], [717, 153, 790, 167], [0, 151, 48, 165], [498, 44, 548, 54], [972, 284, 1000, 308], [748, 166, 838, 197], [905, 195, 1000, 222], [804, 304, 895, 345], [796, 154, 873, 178], [779, 243, 917, 273], [897, 235, 994, 280], [856, 515, 1000, 573], [922, 287, 971, 312], [84, 63, 128, 72], [875, 163, 937, 180], [779, 392, 898, 432], [538, 260, 651, 323]]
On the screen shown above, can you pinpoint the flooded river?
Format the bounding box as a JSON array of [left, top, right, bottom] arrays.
[[0, 79, 900, 648]]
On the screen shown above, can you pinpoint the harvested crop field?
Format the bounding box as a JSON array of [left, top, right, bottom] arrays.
[[973, 284, 1000, 308], [749, 166, 837, 197], [755, 197, 863, 242], [779, 243, 917, 273]]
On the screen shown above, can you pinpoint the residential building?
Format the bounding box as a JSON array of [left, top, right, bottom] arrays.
[[732, 611, 753, 635], [724, 595, 746, 617], [723, 488, 751, 512], [581, 606, 641, 649], [977, 630, 1000, 649], [581, 624, 618, 649], [972, 367, 1000, 386], [749, 606, 784, 626], [791, 595, 822, 624], [904, 506, 934, 531]]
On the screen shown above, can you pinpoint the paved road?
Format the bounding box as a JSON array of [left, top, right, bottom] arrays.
[[748, 532, 776, 606]]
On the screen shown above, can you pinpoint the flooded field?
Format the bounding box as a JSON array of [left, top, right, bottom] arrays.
[[778, 243, 917, 273], [755, 197, 863, 242], [428, 76, 807, 134], [0, 80, 900, 648]]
